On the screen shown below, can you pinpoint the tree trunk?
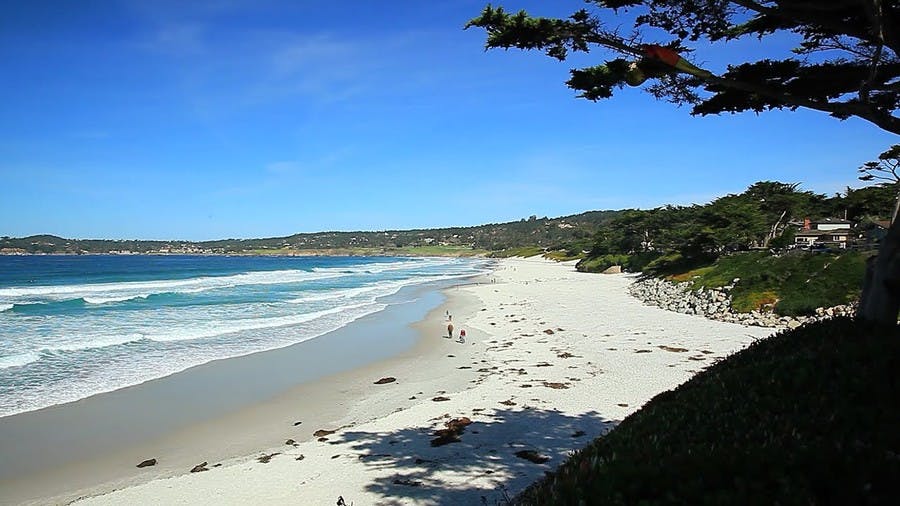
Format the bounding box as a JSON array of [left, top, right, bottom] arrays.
[[857, 216, 900, 325]]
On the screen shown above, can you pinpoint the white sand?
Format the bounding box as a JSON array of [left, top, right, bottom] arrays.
[[75, 258, 773, 505]]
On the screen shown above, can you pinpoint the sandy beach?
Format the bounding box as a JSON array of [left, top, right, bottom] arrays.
[[4, 258, 773, 505]]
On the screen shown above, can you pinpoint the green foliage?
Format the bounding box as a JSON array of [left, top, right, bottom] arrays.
[[680, 251, 869, 316], [584, 181, 845, 267], [575, 251, 661, 272], [514, 318, 900, 505], [543, 249, 585, 261], [644, 252, 715, 277], [575, 254, 629, 273], [624, 251, 663, 271], [768, 227, 795, 250], [844, 184, 898, 221], [468, 2, 900, 134]]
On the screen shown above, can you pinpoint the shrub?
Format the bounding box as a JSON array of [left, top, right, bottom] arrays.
[[575, 254, 629, 273], [514, 319, 900, 505], [624, 251, 663, 272], [676, 251, 867, 316], [644, 252, 715, 277]]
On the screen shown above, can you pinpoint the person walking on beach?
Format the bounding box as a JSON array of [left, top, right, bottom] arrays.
[[459, 329, 466, 344], [447, 322, 454, 339]]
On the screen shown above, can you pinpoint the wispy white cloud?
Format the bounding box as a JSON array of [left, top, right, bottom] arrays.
[[141, 23, 208, 55]]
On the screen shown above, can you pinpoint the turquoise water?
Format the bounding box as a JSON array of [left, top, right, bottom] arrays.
[[0, 255, 489, 417]]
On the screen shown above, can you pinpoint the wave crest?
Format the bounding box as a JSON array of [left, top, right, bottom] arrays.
[[0, 351, 40, 370]]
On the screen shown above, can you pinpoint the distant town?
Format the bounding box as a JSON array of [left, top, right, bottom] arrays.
[[0, 211, 617, 257]]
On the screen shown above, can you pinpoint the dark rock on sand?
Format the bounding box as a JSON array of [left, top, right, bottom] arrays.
[[515, 450, 550, 464], [285, 439, 297, 446], [659, 345, 689, 353], [136, 458, 157, 468], [190, 462, 209, 473], [432, 396, 450, 402], [313, 429, 336, 438], [374, 377, 396, 385], [393, 478, 423, 487], [257, 453, 280, 463], [431, 417, 473, 447]]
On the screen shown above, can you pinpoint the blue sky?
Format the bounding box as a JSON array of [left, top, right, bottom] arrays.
[[1, 0, 895, 240]]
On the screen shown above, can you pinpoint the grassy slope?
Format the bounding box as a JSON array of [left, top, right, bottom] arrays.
[[668, 251, 868, 316], [514, 318, 900, 505]]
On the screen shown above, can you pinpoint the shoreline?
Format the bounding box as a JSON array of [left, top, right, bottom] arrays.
[[0, 277, 487, 505], [4, 258, 776, 505]]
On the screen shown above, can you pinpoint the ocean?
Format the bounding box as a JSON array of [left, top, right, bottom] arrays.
[[0, 255, 489, 418]]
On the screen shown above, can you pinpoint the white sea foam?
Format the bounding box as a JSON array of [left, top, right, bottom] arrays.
[[311, 259, 430, 275], [0, 303, 12, 312], [0, 351, 40, 369], [0, 302, 389, 418], [288, 282, 405, 304], [146, 302, 374, 342], [83, 294, 151, 305], [287, 271, 480, 305], [0, 268, 348, 303], [41, 333, 147, 353]]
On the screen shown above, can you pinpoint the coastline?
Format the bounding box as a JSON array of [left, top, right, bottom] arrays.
[[0, 276, 487, 505], [3, 258, 775, 505]]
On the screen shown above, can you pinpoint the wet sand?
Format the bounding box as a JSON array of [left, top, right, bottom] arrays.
[[0, 279, 486, 505]]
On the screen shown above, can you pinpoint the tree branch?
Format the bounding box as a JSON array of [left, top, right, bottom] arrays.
[[587, 27, 900, 134], [703, 72, 900, 134], [728, 0, 894, 53], [860, 0, 887, 102]]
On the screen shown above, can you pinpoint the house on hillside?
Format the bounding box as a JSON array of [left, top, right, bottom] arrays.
[[793, 218, 855, 249]]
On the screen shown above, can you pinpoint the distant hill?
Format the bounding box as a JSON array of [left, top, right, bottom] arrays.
[[0, 210, 621, 255]]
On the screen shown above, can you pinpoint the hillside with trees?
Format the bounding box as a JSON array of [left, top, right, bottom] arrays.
[[0, 210, 620, 256], [577, 181, 894, 275]]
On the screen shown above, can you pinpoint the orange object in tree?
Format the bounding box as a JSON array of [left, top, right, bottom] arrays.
[[641, 44, 713, 78], [642, 45, 681, 66]]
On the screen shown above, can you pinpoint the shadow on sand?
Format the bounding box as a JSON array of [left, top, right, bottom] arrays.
[[330, 407, 617, 505]]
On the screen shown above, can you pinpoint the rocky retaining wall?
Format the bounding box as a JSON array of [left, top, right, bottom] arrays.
[[627, 276, 855, 328]]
